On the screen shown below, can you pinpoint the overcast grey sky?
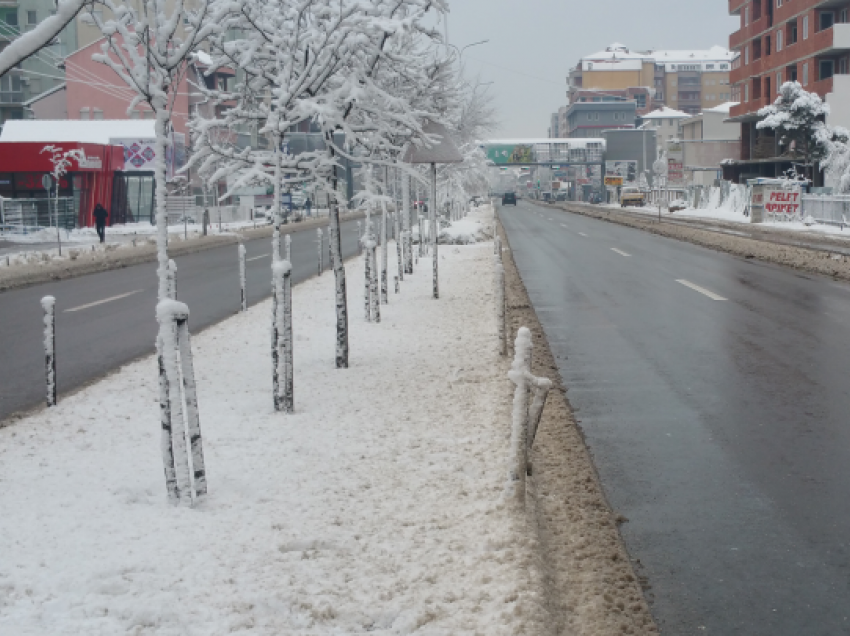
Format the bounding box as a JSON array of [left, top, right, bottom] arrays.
[[445, 0, 739, 139]]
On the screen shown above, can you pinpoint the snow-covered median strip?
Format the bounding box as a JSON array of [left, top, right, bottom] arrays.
[[0, 237, 547, 633]]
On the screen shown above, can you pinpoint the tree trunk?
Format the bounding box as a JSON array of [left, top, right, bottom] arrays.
[[370, 243, 381, 323], [395, 208, 403, 282], [330, 202, 349, 368], [177, 315, 207, 496], [239, 243, 247, 312], [317, 228, 323, 276], [403, 174, 413, 274], [431, 163, 439, 300], [381, 205, 388, 304]]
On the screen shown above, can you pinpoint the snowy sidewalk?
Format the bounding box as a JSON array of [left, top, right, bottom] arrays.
[[0, 219, 547, 634]]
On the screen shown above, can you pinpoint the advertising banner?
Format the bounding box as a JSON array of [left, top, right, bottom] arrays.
[[605, 160, 637, 183], [667, 141, 685, 186], [604, 176, 624, 187], [765, 187, 802, 216]]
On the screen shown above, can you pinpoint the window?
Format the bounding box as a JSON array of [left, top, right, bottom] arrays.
[[777, 0, 782, 7], [745, 84, 749, 102], [93, 108, 104, 121], [803, 62, 809, 85], [840, 57, 849, 75], [820, 59, 835, 80], [721, 63, 729, 70], [820, 12, 835, 31], [27, 11, 36, 25], [80, 107, 90, 120], [587, 113, 592, 120], [777, 72, 782, 92], [788, 20, 798, 45], [788, 64, 798, 82], [841, 9, 849, 23], [706, 64, 715, 70], [5, 11, 17, 26], [776, 29, 783, 52], [745, 46, 749, 65], [745, 6, 749, 26], [803, 15, 809, 39], [130, 110, 140, 119]]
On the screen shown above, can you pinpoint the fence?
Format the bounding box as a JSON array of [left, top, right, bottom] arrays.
[[0, 198, 77, 234], [801, 195, 850, 228]]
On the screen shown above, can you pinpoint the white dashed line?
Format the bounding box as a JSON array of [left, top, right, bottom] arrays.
[[247, 253, 270, 262], [611, 248, 631, 257], [578, 232, 588, 237], [676, 279, 727, 301], [65, 289, 144, 313], [560, 224, 569, 229]]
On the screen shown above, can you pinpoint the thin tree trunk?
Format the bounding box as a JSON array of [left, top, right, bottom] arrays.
[[283, 264, 293, 413], [403, 174, 412, 274], [317, 228, 323, 276], [370, 243, 381, 323], [330, 201, 349, 368], [177, 316, 206, 496], [395, 208, 403, 282], [42, 295, 56, 407], [239, 243, 247, 311], [431, 163, 439, 300], [381, 204, 388, 304]]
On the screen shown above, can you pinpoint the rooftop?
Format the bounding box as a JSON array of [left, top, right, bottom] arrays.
[[0, 120, 157, 144], [640, 107, 691, 120]]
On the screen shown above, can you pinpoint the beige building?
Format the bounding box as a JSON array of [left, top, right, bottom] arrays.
[[568, 44, 737, 116], [638, 106, 691, 156], [679, 102, 742, 187]]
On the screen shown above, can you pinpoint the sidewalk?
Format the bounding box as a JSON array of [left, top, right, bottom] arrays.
[[0, 207, 550, 634]]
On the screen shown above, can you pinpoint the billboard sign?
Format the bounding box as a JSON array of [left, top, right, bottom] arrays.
[[604, 176, 624, 187], [486, 144, 535, 165], [667, 141, 685, 186], [605, 160, 637, 183]]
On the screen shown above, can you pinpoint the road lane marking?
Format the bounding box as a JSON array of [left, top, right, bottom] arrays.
[[65, 289, 144, 313], [675, 279, 727, 301], [247, 253, 270, 262], [560, 223, 569, 229], [578, 232, 588, 237], [611, 248, 631, 257]]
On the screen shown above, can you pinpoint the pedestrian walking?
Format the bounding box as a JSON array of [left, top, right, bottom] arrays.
[[93, 203, 108, 243], [305, 197, 312, 217]]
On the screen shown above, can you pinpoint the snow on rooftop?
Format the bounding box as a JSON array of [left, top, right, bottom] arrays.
[[705, 101, 740, 114], [582, 44, 734, 64], [194, 50, 213, 66], [0, 120, 156, 145], [640, 107, 691, 119]]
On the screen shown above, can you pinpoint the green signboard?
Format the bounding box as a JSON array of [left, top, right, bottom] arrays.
[[486, 144, 535, 165]]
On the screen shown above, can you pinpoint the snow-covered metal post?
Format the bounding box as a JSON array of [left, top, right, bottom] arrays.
[[41, 296, 56, 407], [418, 215, 425, 257], [317, 228, 323, 276], [431, 162, 439, 299], [357, 221, 362, 254], [238, 243, 247, 312], [381, 204, 388, 304], [167, 259, 177, 300]]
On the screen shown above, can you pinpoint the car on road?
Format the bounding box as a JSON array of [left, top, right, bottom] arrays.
[[620, 187, 647, 208], [502, 192, 517, 206]]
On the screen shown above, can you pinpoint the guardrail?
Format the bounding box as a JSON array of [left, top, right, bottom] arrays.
[[801, 195, 850, 228], [0, 198, 77, 234]]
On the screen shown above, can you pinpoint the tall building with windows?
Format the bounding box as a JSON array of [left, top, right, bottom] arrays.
[[568, 44, 736, 117], [726, 0, 850, 182], [0, 0, 78, 126]]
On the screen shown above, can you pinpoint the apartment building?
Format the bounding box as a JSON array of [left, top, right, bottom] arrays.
[[568, 43, 736, 116], [638, 106, 691, 155], [726, 0, 850, 182]]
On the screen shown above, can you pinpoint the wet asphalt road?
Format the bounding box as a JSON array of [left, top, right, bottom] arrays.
[[500, 199, 850, 635], [0, 219, 363, 422]]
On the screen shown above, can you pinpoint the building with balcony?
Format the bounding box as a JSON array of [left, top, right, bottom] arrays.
[[679, 102, 742, 186], [726, 0, 850, 182], [567, 43, 736, 117]]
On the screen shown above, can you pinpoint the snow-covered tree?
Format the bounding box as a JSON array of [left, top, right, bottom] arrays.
[[757, 81, 830, 179], [0, 0, 90, 75], [89, 0, 217, 504]]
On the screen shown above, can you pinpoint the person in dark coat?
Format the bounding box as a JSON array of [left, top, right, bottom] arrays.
[[93, 204, 108, 243], [305, 197, 312, 217]]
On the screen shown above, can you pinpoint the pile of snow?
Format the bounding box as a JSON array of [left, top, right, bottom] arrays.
[[0, 234, 547, 634]]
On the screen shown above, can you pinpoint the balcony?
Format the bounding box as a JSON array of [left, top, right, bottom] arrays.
[[730, 95, 771, 120], [729, 0, 746, 16], [730, 15, 772, 51]]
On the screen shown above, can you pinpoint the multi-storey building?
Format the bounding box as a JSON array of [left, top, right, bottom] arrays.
[[726, 0, 850, 183], [568, 43, 736, 116], [638, 106, 691, 155]]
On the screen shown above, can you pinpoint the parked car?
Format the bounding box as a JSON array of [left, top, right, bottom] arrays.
[[502, 192, 517, 206], [620, 187, 647, 207]]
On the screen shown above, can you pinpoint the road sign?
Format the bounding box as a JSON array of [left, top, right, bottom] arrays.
[[42, 174, 53, 190], [604, 176, 624, 187]]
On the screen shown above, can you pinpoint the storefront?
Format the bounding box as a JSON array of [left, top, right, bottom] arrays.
[[0, 141, 124, 228]]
